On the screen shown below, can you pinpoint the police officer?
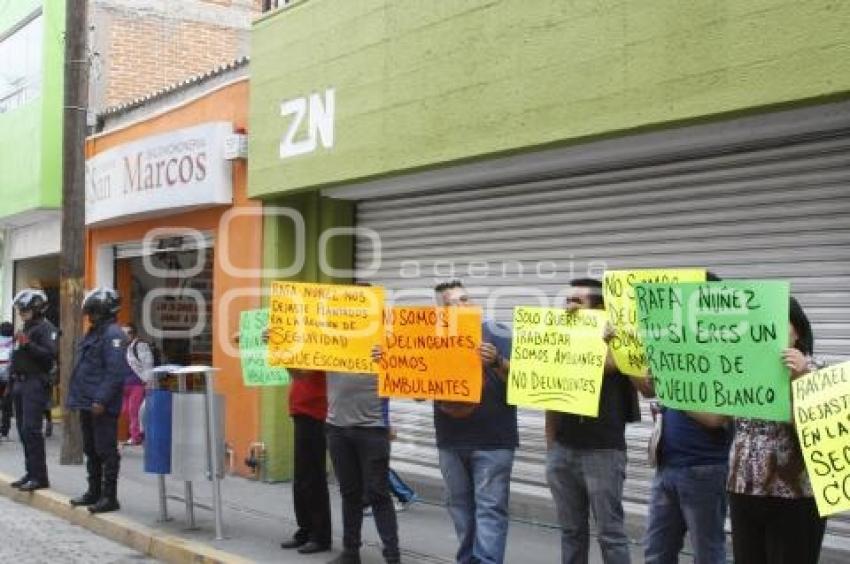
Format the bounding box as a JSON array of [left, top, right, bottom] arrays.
[[9, 289, 58, 492], [68, 288, 127, 513]]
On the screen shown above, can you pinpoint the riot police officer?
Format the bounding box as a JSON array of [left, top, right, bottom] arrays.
[[68, 288, 127, 513], [9, 289, 58, 492]]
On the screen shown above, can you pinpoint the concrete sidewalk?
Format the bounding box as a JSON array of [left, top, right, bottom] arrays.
[[0, 429, 649, 563]]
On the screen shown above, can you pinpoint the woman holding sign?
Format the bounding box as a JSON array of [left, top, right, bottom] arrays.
[[724, 297, 826, 564]]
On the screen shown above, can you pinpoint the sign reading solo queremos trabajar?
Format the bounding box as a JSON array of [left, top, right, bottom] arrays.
[[85, 122, 234, 225]]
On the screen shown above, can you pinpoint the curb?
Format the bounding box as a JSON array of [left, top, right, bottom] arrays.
[[0, 471, 252, 564]]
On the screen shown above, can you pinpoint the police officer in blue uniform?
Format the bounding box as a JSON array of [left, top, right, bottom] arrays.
[[9, 289, 58, 492], [68, 288, 127, 513]]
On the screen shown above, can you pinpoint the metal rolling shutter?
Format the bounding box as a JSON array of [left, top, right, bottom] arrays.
[[349, 103, 850, 550], [114, 231, 216, 259]]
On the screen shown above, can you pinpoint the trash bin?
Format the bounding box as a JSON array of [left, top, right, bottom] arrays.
[[137, 364, 225, 538], [143, 389, 172, 474]]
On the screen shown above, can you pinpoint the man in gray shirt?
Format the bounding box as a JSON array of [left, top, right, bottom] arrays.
[[326, 372, 399, 564]]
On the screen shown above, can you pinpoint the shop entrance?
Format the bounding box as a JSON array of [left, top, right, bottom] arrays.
[[12, 254, 59, 328], [115, 243, 214, 371]]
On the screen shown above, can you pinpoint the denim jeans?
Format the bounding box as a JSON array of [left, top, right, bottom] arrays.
[[546, 444, 631, 564], [438, 448, 514, 564], [644, 464, 728, 564]]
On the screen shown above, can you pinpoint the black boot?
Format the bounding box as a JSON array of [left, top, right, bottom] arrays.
[[10, 475, 30, 488], [88, 479, 119, 514], [71, 475, 101, 507], [88, 496, 120, 513], [70, 490, 101, 507]]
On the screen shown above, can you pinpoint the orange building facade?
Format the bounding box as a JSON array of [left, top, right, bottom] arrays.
[[84, 64, 263, 477]]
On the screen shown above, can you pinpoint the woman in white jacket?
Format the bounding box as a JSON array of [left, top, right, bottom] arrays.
[[122, 324, 154, 446]]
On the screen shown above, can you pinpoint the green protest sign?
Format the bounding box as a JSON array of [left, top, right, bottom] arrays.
[[240, 309, 290, 386], [636, 281, 790, 421]]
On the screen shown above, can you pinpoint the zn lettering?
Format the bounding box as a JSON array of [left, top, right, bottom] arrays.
[[279, 88, 335, 159]]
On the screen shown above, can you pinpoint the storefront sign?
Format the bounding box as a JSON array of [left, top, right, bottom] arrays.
[[279, 88, 335, 160], [85, 122, 234, 225], [636, 280, 791, 421], [604, 269, 706, 376], [378, 306, 482, 403], [793, 361, 850, 517], [508, 307, 608, 416]]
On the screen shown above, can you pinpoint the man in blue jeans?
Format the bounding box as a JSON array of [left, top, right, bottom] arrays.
[[545, 279, 641, 564], [640, 401, 731, 564], [638, 269, 731, 564], [433, 280, 516, 564]]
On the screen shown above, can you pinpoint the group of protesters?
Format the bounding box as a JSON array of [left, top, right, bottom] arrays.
[[271, 276, 826, 564], [1, 275, 827, 564]]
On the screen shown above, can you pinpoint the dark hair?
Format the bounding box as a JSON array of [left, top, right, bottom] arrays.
[[790, 296, 814, 356], [0, 322, 12, 337], [434, 280, 465, 294], [569, 278, 604, 309]]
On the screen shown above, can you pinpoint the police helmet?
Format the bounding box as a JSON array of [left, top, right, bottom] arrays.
[[82, 287, 121, 321], [12, 288, 48, 315]]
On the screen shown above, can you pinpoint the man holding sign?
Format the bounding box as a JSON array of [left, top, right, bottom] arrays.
[[433, 281, 515, 564], [638, 273, 732, 564], [545, 279, 640, 564]]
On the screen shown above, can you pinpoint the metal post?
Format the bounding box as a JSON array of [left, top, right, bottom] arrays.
[[157, 474, 170, 522], [177, 372, 195, 529], [204, 369, 225, 540]]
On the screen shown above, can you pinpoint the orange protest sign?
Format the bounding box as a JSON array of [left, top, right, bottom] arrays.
[[378, 306, 483, 402], [267, 281, 384, 373]]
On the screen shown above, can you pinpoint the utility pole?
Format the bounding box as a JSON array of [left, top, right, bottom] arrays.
[[59, 0, 89, 465]]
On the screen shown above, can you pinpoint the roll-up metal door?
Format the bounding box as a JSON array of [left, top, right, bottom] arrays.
[[114, 231, 216, 259], [345, 101, 850, 554]]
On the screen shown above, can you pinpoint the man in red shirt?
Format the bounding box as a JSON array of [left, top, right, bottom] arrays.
[[281, 369, 332, 554]]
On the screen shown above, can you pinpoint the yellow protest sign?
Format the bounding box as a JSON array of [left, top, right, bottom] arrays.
[[507, 307, 608, 416], [603, 269, 705, 376], [378, 306, 482, 403], [267, 281, 384, 373], [793, 361, 850, 517]]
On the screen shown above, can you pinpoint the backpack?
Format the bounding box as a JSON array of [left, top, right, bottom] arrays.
[[132, 339, 162, 368]]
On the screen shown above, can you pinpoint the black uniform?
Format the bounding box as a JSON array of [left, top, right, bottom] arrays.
[[11, 317, 58, 485], [67, 319, 127, 508]]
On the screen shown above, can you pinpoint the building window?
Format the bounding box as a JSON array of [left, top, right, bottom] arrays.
[[261, 0, 293, 14], [0, 12, 43, 114]]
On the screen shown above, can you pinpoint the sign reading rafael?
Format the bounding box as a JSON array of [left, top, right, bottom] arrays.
[[86, 122, 234, 225]]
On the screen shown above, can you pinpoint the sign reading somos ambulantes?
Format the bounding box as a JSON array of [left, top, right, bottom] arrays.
[[85, 122, 234, 225]]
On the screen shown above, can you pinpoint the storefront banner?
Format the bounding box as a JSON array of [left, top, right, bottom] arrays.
[[85, 121, 233, 225], [378, 306, 482, 403], [636, 280, 790, 421], [604, 269, 706, 376], [268, 282, 384, 374], [507, 307, 608, 416], [239, 309, 290, 387], [793, 361, 850, 517]]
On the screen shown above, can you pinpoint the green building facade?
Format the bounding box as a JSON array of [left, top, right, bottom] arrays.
[[248, 1, 850, 548], [0, 0, 65, 321]]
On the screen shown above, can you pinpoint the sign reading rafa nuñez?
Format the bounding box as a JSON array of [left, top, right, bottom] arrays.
[[636, 280, 790, 421]]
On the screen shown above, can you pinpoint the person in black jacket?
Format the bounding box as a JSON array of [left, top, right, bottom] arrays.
[[67, 288, 128, 513], [9, 289, 58, 492]]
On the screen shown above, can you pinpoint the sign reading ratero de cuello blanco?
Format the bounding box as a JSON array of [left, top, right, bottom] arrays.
[[85, 122, 234, 225]]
